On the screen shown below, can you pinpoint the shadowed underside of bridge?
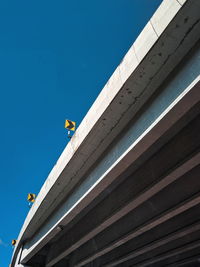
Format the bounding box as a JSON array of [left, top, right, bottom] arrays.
[[27, 79, 200, 267], [11, 0, 200, 266]]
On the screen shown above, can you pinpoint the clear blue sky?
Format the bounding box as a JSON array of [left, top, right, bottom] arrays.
[[0, 0, 162, 265]]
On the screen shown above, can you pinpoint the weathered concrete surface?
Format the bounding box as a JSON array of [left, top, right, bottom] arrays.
[[11, 0, 200, 266]]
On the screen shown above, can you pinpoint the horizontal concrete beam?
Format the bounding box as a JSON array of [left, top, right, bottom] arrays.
[[46, 151, 200, 266], [134, 239, 200, 267], [75, 193, 200, 266], [167, 255, 200, 267], [105, 221, 200, 266]]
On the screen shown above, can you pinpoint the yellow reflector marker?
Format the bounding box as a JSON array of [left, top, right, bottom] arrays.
[[27, 193, 36, 203], [12, 240, 17, 246], [65, 119, 76, 131]]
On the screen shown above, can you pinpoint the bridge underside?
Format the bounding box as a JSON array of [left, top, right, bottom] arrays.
[[25, 77, 200, 267]]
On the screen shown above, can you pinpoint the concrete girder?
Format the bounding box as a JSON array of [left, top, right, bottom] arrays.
[[21, 76, 200, 265], [74, 194, 200, 266], [105, 221, 200, 266], [45, 83, 200, 266], [167, 255, 200, 267], [133, 239, 200, 267], [45, 110, 200, 265], [46, 152, 200, 266]]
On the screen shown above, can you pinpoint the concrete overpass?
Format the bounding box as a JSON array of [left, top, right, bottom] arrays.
[[11, 0, 200, 266]]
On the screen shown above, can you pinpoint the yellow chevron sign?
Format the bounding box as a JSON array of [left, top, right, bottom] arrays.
[[12, 240, 17, 246], [27, 193, 36, 203], [65, 119, 76, 131]]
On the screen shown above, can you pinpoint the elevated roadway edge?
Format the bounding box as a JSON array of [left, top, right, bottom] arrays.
[[11, 0, 200, 266]]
